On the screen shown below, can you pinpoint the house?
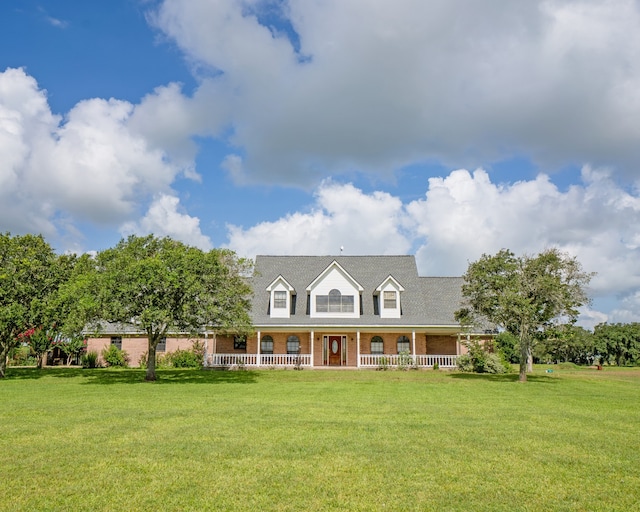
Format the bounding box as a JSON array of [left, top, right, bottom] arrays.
[[87, 255, 476, 369]]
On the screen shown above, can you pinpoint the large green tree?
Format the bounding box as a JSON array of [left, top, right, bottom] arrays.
[[456, 248, 593, 382], [593, 322, 640, 366], [89, 235, 253, 381], [0, 233, 60, 378]]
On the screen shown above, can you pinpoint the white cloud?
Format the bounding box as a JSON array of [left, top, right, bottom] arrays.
[[227, 167, 640, 324], [0, 67, 197, 246], [120, 194, 212, 250], [150, 0, 640, 184], [407, 166, 640, 320], [226, 180, 411, 257]]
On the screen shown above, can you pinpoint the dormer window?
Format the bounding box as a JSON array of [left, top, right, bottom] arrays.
[[266, 275, 295, 319], [316, 289, 354, 313], [376, 276, 404, 319], [307, 261, 362, 319], [273, 291, 287, 309], [383, 291, 397, 309]]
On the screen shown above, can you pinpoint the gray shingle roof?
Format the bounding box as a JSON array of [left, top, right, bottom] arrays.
[[250, 255, 464, 328]]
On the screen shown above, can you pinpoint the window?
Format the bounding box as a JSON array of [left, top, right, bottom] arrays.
[[273, 290, 287, 309], [157, 337, 166, 352], [261, 335, 273, 354], [287, 335, 300, 354], [110, 336, 122, 350], [383, 291, 397, 309], [397, 335, 410, 353], [371, 336, 384, 355], [316, 289, 354, 313], [234, 335, 247, 350]]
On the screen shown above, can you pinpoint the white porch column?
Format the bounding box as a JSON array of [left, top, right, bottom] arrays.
[[412, 330, 416, 357], [356, 330, 361, 368], [257, 330, 261, 366], [310, 331, 314, 367], [203, 331, 208, 367]]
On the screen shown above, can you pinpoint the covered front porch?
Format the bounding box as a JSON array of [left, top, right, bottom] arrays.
[[203, 328, 465, 369]]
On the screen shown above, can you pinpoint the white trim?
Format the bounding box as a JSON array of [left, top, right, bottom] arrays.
[[266, 275, 295, 292], [306, 260, 364, 292], [375, 275, 405, 293], [310, 330, 314, 367]]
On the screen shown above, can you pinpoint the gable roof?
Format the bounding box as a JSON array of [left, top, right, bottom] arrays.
[[305, 259, 364, 292], [250, 255, 464, 328]]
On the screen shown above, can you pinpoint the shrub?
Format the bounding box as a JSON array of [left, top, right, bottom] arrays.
[[397, 350, 414, 371], [101, 345, 129, 367], [458, 341, 510, 374], [81, 351, 99, 369], [495, 332, 519, 364], [377, 356, 389, 371], [166, 348, 200, 368], [190, 340, 205, 363], [457, 354, 474, 372], [9, 345, 37, 366], [433, 362, 439, 371]]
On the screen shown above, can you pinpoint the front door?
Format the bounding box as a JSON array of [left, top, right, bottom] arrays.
[[328, 335, 342, 366]]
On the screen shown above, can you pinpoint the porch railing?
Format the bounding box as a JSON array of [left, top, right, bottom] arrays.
[[205, 353, 457, 368], [359, 354, 458, 368], [206, 353, 312, 367]]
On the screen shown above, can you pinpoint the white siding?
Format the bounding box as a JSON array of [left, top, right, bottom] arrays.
[[309, 267, 360, 319]]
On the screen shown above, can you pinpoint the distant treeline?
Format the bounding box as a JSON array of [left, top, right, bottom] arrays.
[[495, 323, 640, 366]]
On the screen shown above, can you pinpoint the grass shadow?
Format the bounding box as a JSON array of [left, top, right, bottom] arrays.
[[80, 368, 260, 385], [3, 367, 259, 385], [3, 367, 87, 380], [448, 372, 561, 384]]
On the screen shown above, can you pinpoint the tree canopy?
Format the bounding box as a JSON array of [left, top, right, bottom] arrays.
[[88, 235, 253, 381], [0, 233, 62, 377], [456, 248, 593, 382], [594, 322, 640, 366]]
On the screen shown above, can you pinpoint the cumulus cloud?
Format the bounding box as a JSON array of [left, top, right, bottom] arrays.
[[226, 180, 412, 257], [227, 168, 640, 324], [120, 194, 212, 250], [0, 67, 202, 247], [150, 0, 640, 184]]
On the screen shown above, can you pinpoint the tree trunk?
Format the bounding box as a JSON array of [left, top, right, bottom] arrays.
[[145, 339, 157, 381], [519, 334, 529, 383], [0, 344, 8, 378]]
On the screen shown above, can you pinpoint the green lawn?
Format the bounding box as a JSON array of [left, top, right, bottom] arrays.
[[1, 366, 639, 511]]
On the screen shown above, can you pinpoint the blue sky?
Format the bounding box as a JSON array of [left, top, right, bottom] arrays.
[[1, 0, 640, 326]]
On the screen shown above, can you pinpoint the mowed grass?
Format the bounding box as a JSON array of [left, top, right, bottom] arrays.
[[1, 367, 639, 511]]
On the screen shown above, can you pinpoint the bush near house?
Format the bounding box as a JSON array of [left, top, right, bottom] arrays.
[[101, 345, 129, 367], [457, 340, 511, 374], [139, 341, 204, 369]]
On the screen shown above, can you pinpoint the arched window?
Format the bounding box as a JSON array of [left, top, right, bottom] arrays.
[[397, 335, 410, 354], [371, 336, 384, 355], [261, 335, 274, 355], [316, 289, 355, 313], [287, 335, 300, 354]]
